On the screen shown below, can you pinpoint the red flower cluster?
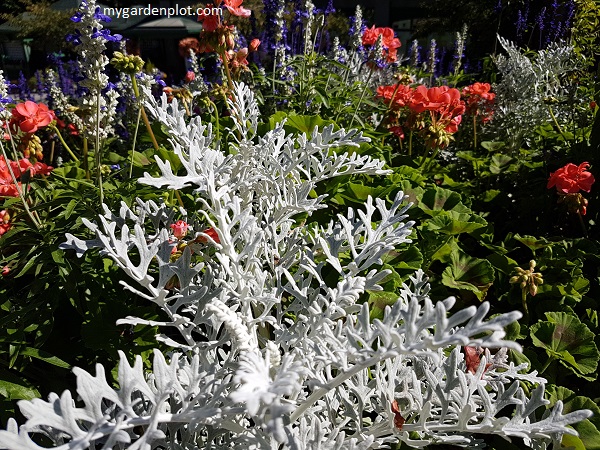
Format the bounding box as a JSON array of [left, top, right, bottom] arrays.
[[548, 162, 595, 216], [410, 85, 465, 117], [376, 83, 465, 147], [223, 0, 251, 17], [362, 26, 401, 63], [547, 162, 595, 194], [376, 84, 414, 109], [462, 82, 495, 122], [10, 101, 55, 134], [0, 156, 53, 197]]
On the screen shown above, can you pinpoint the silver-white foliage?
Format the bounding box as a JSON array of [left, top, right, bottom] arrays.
[[490, 36, 578, 148], [2, 82, 591, 450]]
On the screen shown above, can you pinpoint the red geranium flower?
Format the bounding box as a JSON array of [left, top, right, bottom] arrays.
[[410, 85, 464, 116], [462, 82, 495, 120], [223, 0, 251, 17], [196, 227, 220, 244], [11, 101, 55, 134], [198, 8, 220, 32], [376, 84, 414, 109], [547, 162, 595, 194], [445, 115, 462, 134], [389, 126, 405, 139], [362, 26, 401, 63], [31, 161, 54, 176]]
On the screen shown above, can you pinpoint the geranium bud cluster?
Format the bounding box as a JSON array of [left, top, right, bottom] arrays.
[[510, 260, 544, 297], [0, 209, 11, 236], [196, 0, 257, 81], [110, 51, 144, 75]]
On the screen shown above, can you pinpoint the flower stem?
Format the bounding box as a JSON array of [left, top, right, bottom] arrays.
[[130, 74, 159, 151], [207, 98, 220, 145], [577, 211, 589, 238], [521, 289, 529, 322], [95, 89, 104, 205], [129, 106, 142, 179], [547, 104, 569, 142], [472, 114, 478, 149], [219, 49, 235, 92], [49, 124, 79, 162], [0, 139, 41, 229], [349, 68, 373, 129], [83, 137, 89, 180]]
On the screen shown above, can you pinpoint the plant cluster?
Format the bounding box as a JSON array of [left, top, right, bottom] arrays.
[[0, 0, 600, 449]]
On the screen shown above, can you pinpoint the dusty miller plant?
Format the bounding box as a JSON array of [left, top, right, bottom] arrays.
[[490, 36, 578, 149], [0, 83, 591, 450]]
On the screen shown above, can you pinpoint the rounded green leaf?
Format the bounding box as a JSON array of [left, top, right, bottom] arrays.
[[441, 250, 495, 301], [530, 312, 599, 379]]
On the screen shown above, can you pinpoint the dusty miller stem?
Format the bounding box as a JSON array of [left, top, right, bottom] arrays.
[[289, 351, 396, 422]]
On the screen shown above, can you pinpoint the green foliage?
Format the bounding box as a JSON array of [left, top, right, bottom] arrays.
[[531, 312, 599, 380], [0, 0, 77, 52], [2, 3, 600, 443]]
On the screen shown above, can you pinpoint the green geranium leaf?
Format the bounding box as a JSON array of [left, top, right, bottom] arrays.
[[489, 154, 514, 174], [441, 250, 495, 301], [486, 253, 519, 275], [530, 312, 599, 379], [368, 291, 398, 320], [131, 150, 152, 167], [418, 186, 465, 214], [156, 146, 183, 173], [284, 114, 325, 134], [480, 189, 501, 202], [513, 234, 552, 252], [382, 246, 424, 280], [480, 141, 507, 152], [422, 211, 487, 235], [456, 150, 487, 163]]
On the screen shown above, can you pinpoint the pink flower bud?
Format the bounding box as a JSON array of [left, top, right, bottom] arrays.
[[249, 38, 260, 52], [170, 220, 189, 239], [184, 71, 195, 83]]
